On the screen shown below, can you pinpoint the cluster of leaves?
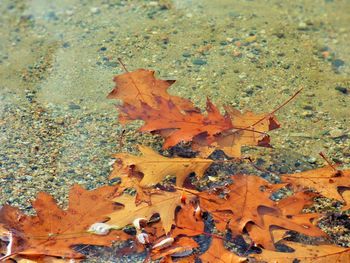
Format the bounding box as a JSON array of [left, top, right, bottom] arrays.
[[1, 69, 350, 262]]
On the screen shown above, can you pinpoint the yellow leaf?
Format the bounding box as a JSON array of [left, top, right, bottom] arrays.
[[112, 145, 212, 187]]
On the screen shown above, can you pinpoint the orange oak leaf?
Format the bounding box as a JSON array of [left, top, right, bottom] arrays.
[[109, 158, 157, 205], [117, 96, 233, 148], [172, 203, 205, 237], [281, 166, 350, 202], [246, 192, 325, 250], [200, 237, 247, 263], [151, 236, 198, 261], [197, 175, 285, 233], [111, 145, 213, 187], [108, 69, 196, 112], [252, 241, 350, 262], [0, 185, 128, 259], [192, 106, 280, 158], [106, 190, 190, 233]]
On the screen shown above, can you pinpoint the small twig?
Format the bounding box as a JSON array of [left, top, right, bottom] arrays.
[[319, 152, 338, 171], [117, 58, 129, 73], [250, 86, 304, 128]]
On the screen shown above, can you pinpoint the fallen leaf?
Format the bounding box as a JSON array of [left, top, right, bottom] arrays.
[[111, 145, 213, 187], [193, 107, 280, 157], [117, 96, 233, 148], [200, 237, 247, 263], [172, 203, 205, 237], [151, 236, 198, 260], [0, 185, 127, 259], [281, 166, 350, 202], [252, 241, 350, 262], [107, 190, 189, 233], [246, 192, 325, 249], [108, 69, 196, 112], [198, 175, 285, 233]]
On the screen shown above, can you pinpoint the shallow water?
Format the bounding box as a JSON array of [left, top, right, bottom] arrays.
[[0, 0, 349, 260]]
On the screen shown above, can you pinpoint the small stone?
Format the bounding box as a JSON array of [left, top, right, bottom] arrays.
[[192, 59, 207, 66], [182, 52, 191, 58], [335, 86, 348, 94], [307, 157, 317, 164], [244, 35, 257, 43], [329, 128, 345, 138], [90, 7, 100, 14], [301, 111, 313, 118], [297, 22, 308, 30], [332, 59, 345, 68], [69, 103, 81, 110]]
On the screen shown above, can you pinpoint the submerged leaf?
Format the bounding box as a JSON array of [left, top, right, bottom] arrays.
[[0, 185, 127, 259], [111, 145, 213, 187]]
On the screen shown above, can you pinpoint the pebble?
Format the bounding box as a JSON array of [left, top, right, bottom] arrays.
[[90, 7, 100, 14], [68, 103, 81, 110], [297, 22, 308, 30], [335, 86, 348, 94], [301, 111, 313, 118], [192, 59, 207, 65], [307, 157, 317, 164], [332, 59, 345, 69], [329, 128, 345, 138]]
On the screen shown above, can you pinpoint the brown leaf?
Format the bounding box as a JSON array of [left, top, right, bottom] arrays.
[[172, 203, 205, 237], [151, 236, 198, 260], [107, 190, 189, 233], [252, 241, 350, 262], [193, 107, 280, 157], [198, 175, 285, 233], [0, 185, 127, 259], [281, 166, 350, 202], [111, 145, 212, 187], [108, 69, 196, 112], [118, 96, 233, 148], [200, 238, 247, 263], [246, 192, 325, 250]]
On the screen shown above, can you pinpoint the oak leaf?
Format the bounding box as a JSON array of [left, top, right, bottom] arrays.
[[281, 166, 350, 202], [151, 236, 198, 261], [252, 241, 350, 263], [200, 238, 247, 263], [198, 175, 285, 233], [117, 96, 233, 148], [111, 145, 213, 187], [0, 185, 127, 259], [107, 190, 190, 233], [246, 192, 325, 249], [172, 203, 204, 237], [192, 106, 280, 157], [108, 69, 196, 113]]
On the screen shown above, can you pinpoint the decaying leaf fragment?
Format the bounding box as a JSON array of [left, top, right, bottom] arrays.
[[281, 166, 350, 203], [0, 185, 127, 259], [111, 145, 213, 187]]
